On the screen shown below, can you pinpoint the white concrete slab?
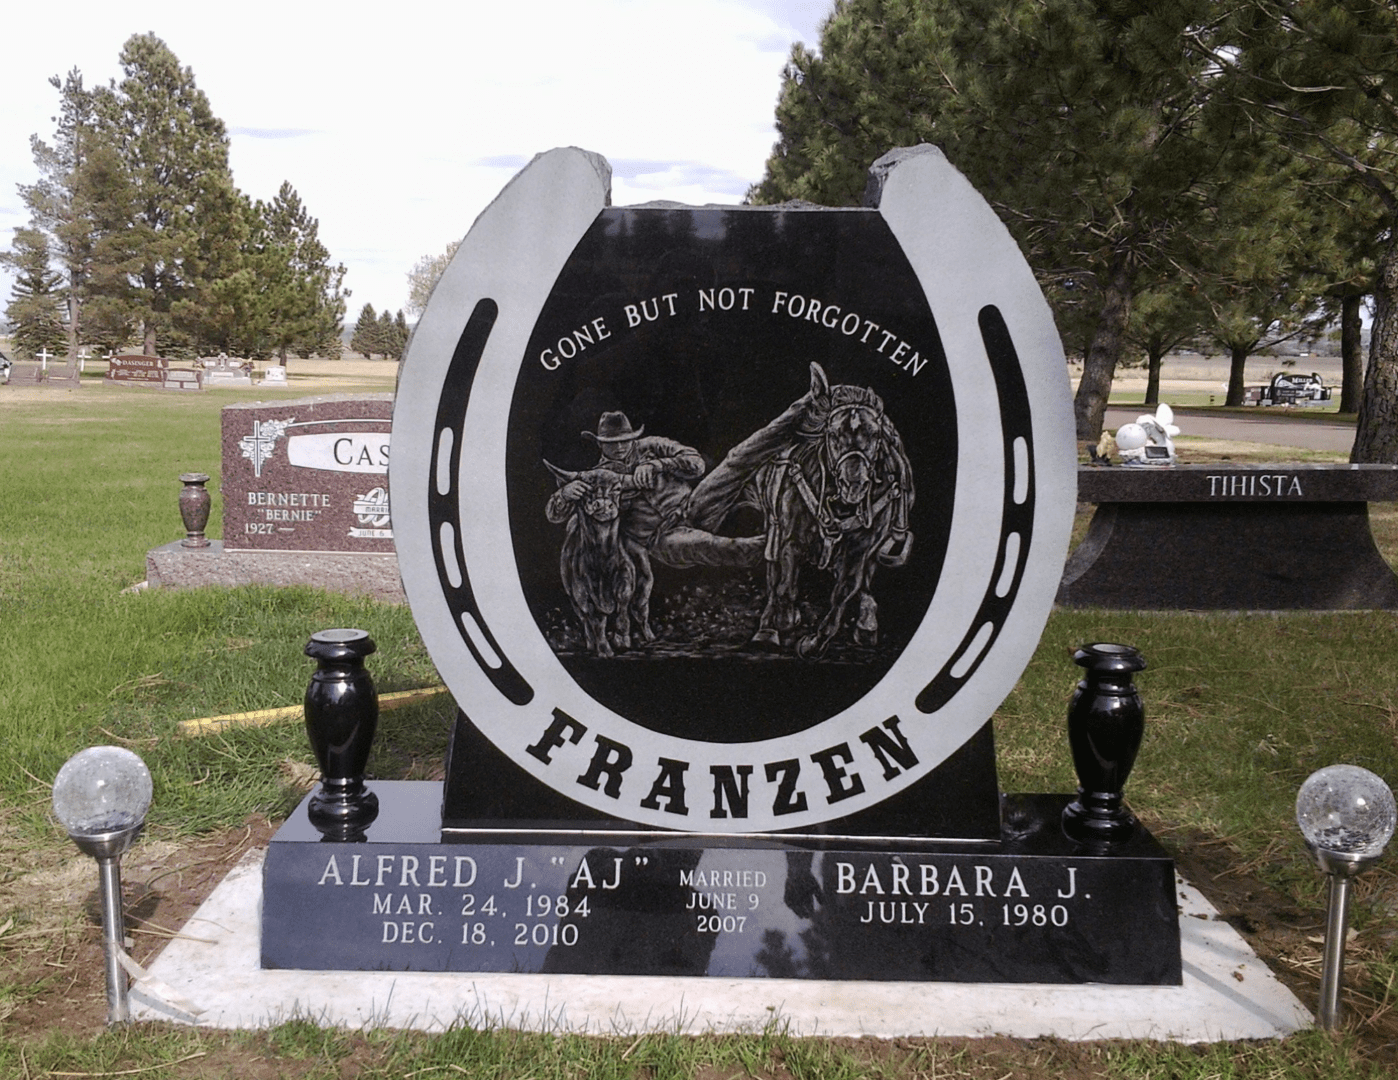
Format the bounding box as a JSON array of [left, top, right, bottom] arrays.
[[132, 849, 1311, 1041]]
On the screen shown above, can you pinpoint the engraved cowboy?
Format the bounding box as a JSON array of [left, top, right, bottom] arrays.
[[547, 410, 764, 569], [547, 383, 827, 571]]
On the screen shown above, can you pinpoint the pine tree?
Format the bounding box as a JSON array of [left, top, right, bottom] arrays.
[[1300, 130, 1392, 416], [351, 303, 379, 358], [1124, 286, 1207, 407], [750, 0, 1267, 441], [16, 70, 100, 358], [86, 34, 235, 356], [258, 182, 348, 362], [377, 309, 400, 360], [178, 186, 267, 357], [1, 228, 67, 358], [14, 44, 348, 365], [74, 137, 140, 355], [1225, 1, 1398, 460], [1187, 132, 1335, 405], [394, 310, 409, 358]]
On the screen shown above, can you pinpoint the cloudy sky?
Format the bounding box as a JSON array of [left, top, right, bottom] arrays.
[[0, 0, 831, 323]]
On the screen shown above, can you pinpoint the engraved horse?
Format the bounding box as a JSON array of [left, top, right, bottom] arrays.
[[750, 363, 914, 658]]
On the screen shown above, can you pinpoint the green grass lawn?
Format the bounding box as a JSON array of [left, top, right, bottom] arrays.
[[3, 384, 1398, 1076], [0, 387, 445, 837]]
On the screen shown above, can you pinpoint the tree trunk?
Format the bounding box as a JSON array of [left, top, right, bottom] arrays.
[[1073, 250, 1134, 442], [66, 295, 80, 361], [143, 323, 157, 356], [1145, 349, 1164, 406], [1339, 292, 1363, 415], [1224, 344, 1250, 407], [1352, 240, 1398, 462]]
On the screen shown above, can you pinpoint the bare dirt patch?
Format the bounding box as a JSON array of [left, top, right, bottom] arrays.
[[0, 816, 274, 1041], [1164, 827, 1398, 1064]]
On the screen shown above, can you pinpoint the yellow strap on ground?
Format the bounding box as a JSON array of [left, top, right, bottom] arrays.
[[177, 685, 448, 737]]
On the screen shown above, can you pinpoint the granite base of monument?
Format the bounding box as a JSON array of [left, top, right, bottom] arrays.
[[261, 782, 1181, 986], [145, 539, 404, 603], [139, 846, 1311, 1037]]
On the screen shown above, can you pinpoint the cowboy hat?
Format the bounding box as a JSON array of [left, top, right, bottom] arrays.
[[583, 411, 645, 443]]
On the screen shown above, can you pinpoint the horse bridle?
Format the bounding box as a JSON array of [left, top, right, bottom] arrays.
[[772, 402, 908, 569], [824, 403, 882, 511]]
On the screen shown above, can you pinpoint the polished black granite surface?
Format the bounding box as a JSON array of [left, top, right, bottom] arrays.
[[441, 710, 1003, 841], [1077, 463, 1398, 503], [262, 782, 1181, 985], [1061, 464, 1398, 610]]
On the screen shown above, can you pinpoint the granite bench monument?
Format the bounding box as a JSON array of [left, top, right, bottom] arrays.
[[1059, 463, 1398, 609], [260, 145, 1181, 985]]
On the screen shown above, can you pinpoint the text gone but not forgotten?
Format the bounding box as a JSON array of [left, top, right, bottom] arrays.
[[539, 286, 929, 377]]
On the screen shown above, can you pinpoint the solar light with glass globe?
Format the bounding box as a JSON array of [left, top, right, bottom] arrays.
[[1295, 764, 1396, 1031], [51, 746, 153, 1024]]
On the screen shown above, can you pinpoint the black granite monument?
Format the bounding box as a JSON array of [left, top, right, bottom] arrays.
[[1060, 464, 1398, 609], [261, 146, 1181, 984]]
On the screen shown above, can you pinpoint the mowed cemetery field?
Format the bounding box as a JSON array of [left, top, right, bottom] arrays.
[[2, 356, 1398, 1077]]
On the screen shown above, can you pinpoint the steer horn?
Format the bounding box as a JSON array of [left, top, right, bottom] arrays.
[[543, 460, 578, 486]]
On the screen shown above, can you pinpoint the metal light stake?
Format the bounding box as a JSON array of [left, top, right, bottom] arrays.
[[1296, 764, 1396, 1031], [52, 746, 153, 1024]]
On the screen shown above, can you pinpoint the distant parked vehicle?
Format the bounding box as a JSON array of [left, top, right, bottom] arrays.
[[1242, 371, 1333, 406], [0, 349, 11, 382]]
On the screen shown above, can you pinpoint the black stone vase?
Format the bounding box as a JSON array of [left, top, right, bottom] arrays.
[[304, 629, 380, 838], [1062, 643, 1147, 845], [178, 473, 211, 548]]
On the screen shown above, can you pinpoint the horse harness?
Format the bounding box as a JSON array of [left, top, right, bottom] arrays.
[[772, 403, 911, 570]]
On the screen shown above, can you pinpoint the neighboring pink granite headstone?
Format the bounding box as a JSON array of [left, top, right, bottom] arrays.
[[145, 392, 402, 602], [106, 354, 168, 386], [221, 394, 394, 553], [105, 354, 205, 390]]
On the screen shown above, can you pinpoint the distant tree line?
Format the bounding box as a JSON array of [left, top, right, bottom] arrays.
[[350, 304, 409, 360], [1, 34, 347, 363], [751, 0, 1398, 462]]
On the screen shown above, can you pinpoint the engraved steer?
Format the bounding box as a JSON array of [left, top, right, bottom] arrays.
[[545, 463, 653, 657]]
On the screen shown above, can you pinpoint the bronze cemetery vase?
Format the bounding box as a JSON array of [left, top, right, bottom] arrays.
[[178, 473, 211, 548]]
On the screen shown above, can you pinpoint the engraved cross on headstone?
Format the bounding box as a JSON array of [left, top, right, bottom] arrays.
[[238, 418, 291, 478]]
